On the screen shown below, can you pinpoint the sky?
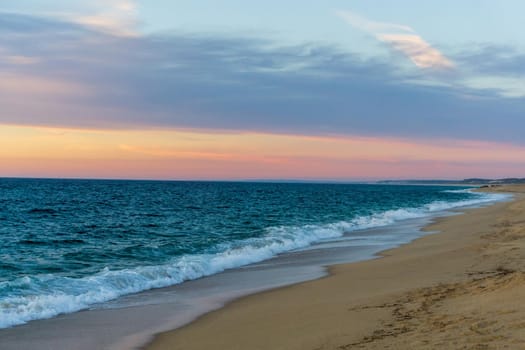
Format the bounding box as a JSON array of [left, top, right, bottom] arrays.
[[1, 0, 524, 180]]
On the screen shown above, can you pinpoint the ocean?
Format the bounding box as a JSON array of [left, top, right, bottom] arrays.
[[0, 179, 509, 329]]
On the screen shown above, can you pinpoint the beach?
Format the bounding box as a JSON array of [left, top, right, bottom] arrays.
[[3, 1, 524, 348], [147, 185, 525, 349], [1, 182, 506, 350]]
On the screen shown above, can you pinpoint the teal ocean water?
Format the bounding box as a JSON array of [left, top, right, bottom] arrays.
[[0, 179, 508, 328]]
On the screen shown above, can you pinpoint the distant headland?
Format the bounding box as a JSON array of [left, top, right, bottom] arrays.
[[377, 178, 525, 185]]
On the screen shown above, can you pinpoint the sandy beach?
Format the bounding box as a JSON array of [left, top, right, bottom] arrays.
[[147, 185, 525, 350]]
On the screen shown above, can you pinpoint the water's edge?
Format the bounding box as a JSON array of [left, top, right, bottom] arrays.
[[138, 194, 512, 350], [0, 191, 511, 350]]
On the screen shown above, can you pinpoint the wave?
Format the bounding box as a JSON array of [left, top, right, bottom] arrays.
[[0, 190, 510, 328], [441, 188, 477, 194]]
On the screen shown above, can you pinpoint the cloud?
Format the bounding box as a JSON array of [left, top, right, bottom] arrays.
[[455, 44, 525, 76], [72, 14, 137, 37], [337, 10, 454, 70], [462, 76, 525, 98], [378, 34, 454, 69], [70, 0, 139, 37], [0, 0, 139, 37], [0, 73, 90, 97], [0, 12, 524, 145], [335, 10, 413, 34], [453, 45, 525, 97], [1, 54, 39, 65]]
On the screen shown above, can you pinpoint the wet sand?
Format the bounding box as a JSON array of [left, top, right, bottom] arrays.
[[147, 185, 525, 349], [0, 211, 432, 350]]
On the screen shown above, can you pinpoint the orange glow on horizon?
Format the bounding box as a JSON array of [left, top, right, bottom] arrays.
[[1, 125, 525, 180]]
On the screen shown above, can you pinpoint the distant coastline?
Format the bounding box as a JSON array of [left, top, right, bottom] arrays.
[[377, 177, 525, 186]]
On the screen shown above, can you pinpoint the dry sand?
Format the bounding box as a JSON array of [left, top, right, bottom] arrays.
[[147, 185, 525, 350]]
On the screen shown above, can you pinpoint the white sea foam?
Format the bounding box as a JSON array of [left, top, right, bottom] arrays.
[[442, 188, 477, 194], [0, 190, 510, 328]]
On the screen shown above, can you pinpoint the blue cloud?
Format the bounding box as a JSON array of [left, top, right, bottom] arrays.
[[456, 44, 525, 76], [1, 12, 524, 145]]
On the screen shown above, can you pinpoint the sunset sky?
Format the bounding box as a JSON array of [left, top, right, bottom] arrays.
[[1, 1, 524, 180]]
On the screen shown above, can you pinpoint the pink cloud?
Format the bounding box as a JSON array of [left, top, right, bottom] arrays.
[[338, 10, 454, 70], [378, 34, 454, 69]]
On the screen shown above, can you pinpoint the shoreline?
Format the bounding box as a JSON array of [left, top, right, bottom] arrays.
[[0, 208, 445, 350], [0, 187, 511, 350], [146, 185, 525, 349]]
